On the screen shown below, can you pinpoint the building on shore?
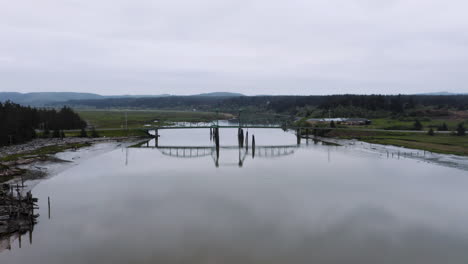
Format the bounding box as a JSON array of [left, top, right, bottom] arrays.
[[306, 118, 371, 126]]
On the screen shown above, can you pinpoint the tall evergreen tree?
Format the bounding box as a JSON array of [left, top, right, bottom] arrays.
[[438, 122, 448, 131], [457, 123, 466, 136], [427, 128, 435, 136], [0, 101, 86, 146], [52, 129, 61, 138], [413, 120, 423, 130], [79, 128, 88, 138], [90, 127, 99, 138]]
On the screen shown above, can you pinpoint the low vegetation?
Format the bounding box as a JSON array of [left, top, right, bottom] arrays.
[[65, 129, 148, 138], [0, 143, 91, 163], [76, 109, 233, 129], [326, 130, 468, 156], [356, 117, 465, 131]]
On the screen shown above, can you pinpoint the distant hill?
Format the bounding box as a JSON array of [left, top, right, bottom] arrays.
[[194, 92, 244, 97], [0, 92, 105, 106], [416, 92, 468, 96], [0, 92, 169, 106], [0, 91, 242, 106]]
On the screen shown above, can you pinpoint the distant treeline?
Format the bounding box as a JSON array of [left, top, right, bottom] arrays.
[[59, 94, 468, 115], [0, 101, 86, 146]]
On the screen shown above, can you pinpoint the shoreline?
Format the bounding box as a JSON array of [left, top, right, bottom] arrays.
[[0, 136, 148, 182], [312, 136, 468, 171], [320, 129, 468, 156], [0, 138, 145, 248]]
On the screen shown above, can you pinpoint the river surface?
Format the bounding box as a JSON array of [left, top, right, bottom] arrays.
[[1, 127, 468, 263]]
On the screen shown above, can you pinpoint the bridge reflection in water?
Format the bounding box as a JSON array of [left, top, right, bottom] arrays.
[[135, 142, 299, 168]]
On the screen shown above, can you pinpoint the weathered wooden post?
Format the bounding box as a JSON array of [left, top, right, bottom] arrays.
[[48, 196, 51, 219], [215, 128, 220, 167], [240, 129, 244, 148], [296, 129, 301, 145], [252, 134, 256, 158], [238, 147, 242, 167], [245, 131, 249, 151]]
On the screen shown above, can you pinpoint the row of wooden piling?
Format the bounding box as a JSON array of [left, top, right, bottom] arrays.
[[210, 127, 257, 160], [0, 184, 39, 238]]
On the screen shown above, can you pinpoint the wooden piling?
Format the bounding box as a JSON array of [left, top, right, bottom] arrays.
[[215, 127, 220, 148], [0, 184, 38, 241], [48, 196, 51, 219], [252, 134, 256, 158], [245, 131, 249, 151], [296, 129, 301, 145]]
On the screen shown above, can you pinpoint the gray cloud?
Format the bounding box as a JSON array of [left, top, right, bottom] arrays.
[[1, 0, 467, 95]]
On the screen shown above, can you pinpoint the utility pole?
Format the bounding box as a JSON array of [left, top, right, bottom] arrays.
[[125, 111, 128, 131]]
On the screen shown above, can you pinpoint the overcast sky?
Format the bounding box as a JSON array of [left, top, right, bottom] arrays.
[[1, 0, 467, 95]]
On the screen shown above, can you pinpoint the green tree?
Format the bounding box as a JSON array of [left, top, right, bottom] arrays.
[[52, 129, 61, 138], [427, 128, 435, 136], [438, 122, 448, 131], [79, 128, 88, 137], [90, 127, 99, 138], [457, 123, 466, 136], [43, 128, 50, 138], [413, 120, 423, 130]]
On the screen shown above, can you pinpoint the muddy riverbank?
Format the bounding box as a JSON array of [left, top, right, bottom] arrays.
[[0, 137, 147, 182]]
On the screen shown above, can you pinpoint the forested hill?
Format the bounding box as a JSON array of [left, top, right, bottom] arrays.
[[0, 92, 105, 106], [56, 95, 468, 116], [0, 101, 86, 146], [0, 92, 241, 106]]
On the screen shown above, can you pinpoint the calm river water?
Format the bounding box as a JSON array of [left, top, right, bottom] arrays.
[[1, 127, 468, 263]]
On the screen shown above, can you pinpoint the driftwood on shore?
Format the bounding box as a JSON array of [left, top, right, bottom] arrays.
[[0, 184, 38, 241]]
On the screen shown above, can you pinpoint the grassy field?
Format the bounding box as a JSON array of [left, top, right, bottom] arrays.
[[77, 109, 234, 129], [64, 129, 148, 138], [327, 130, 468, 156], [362, 118, 466, 131]]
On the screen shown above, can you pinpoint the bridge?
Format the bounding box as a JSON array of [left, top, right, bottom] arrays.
[[140, 145, 298, 158], [135, 143, 299, 167], [146, 125, 286, 130]]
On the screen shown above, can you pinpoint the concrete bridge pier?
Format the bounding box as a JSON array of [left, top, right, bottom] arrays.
[[155, 129, 159, 147]]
